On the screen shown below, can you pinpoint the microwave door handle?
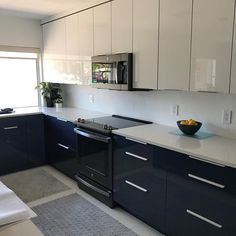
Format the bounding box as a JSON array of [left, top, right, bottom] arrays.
[[74, 128, 111, 143]]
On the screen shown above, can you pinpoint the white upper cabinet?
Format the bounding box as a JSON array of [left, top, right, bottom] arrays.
[[111, 0, 132, 54], [94, 2, 112, 55], [230, 13, 236, 94], [158, 0, 192, 91], [190, 0, 234, 93], [42, 18, 67, 83], [133, 0, 159, 89], [78, 8, 94, 85], [65, 14, 81, 84]]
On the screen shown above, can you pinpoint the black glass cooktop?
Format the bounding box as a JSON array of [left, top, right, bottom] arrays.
[[75, 115, 151, 134]]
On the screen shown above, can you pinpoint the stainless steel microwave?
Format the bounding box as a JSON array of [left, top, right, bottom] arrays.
[[92, 53, 133, 91]]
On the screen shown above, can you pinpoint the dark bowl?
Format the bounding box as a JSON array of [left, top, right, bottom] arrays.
[[177, 120, 202, 135]]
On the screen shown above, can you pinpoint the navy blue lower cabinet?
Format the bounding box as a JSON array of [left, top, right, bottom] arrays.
[[166, 172, 236, 236], [0, 116, 29, 175], [113, 135, 166, 234], [26, 114, 46, 167], [45, 115, 78, 179]]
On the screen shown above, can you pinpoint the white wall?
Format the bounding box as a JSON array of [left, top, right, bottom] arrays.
[[62, 85, 236, 139], [0, 14, 42, 48]]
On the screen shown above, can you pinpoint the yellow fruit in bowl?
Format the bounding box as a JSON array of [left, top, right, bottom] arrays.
[[180, 119, 198, 126]]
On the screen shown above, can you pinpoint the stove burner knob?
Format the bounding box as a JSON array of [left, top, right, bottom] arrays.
[[108, 125, 113, 130], [103, 124, 108, 130]]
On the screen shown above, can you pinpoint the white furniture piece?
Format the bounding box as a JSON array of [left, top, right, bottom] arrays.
[[42, 18, 67, 84], [132, 0, 159, 89], [158, 0, 192, 91], [230, 11, 236, 94], [93, 2, 112, 56], [65, 14, 80, 84], [111, 0, 132, 54], [78, 8, 94, 85], [190, 0, 235, 93]]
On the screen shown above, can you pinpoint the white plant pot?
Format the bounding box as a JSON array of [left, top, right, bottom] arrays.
[[55, 103, 63, 108]]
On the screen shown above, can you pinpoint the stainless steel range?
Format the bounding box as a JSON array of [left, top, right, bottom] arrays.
[[74, 115, 151, 207]]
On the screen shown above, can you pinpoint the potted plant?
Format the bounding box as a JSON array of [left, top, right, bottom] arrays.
[[35, 82, 62, 107]]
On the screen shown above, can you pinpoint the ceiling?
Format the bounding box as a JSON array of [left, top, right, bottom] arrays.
[[0, 0, 90, 19]]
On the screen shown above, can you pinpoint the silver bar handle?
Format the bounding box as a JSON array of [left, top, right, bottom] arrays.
[[125, 152, 148, 161], [125, 137, 147, 145], [74, 128, 111, 143], [57, 117, 68, 122], [186, 209, 223, 229], [188, 174, 225, 189], [57, 143, 69, 150], [75, 175, 111, 197], [3, 126, 18, 130], [125, 180, 148, 193], [189, 155, 225, 168]]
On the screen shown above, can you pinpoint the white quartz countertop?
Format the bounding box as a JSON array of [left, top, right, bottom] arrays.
[[113, 124, 236, 169], [1, 107, 236, 169], [0, 107, 108, 122]]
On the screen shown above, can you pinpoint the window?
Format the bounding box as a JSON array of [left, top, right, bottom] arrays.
[[0, 50, 40, 108]]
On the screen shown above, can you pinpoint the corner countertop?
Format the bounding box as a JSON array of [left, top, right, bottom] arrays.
[[113, 124, 236, 169], [0, 107, 108, 122]]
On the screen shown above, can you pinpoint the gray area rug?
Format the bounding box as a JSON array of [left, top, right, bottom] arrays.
[[32, 193, 137, 236], [0, 168, 70, 202]]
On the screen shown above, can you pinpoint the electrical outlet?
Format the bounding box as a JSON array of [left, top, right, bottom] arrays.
[[223, 110, 232, 124], [172, 104, 179, 116], [89, 95, 94, 104]]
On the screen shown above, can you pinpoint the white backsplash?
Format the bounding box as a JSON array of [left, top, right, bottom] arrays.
[[62, 85, 236, 139]]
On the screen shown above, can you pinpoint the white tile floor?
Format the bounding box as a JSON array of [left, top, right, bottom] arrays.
[[28, 166, 164, 236]]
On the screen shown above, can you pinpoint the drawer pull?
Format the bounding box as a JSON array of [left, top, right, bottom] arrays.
[[57, 143, 70, 150], [125, 152, 148, 161], [3, 126, 18, 130], [125, 137, 147, 145], [189, 155, 225, 168], [125, 180, 148, 193], [186, 209, 223, 229], [188, 174, 225, 189], [57, 118, 68, 122]]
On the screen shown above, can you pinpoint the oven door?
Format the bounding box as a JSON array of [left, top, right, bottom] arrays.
[[74, 127, 112, 189]]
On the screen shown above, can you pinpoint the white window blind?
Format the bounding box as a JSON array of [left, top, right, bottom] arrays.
[[0, 50, 39, 108]]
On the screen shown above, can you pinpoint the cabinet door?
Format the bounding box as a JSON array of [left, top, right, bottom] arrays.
[[42, 19, 67, 83], [190, 0, 234, 93], [26, 115, 46, 167], [94, 2, 112, 55], [111, 0, 132, 54], [0, 117, 28, 175], [133, 0, 159, 89], [78, 8, 93, 85], [65, 14, 80, 84], [158, 0, 192, 90], [230, 15, 236, 94]]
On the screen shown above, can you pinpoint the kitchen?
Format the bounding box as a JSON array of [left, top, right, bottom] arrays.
[[0, 0, 236, 235]]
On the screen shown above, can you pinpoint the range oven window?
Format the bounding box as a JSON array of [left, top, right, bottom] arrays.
[[77, 132, 110, 178]]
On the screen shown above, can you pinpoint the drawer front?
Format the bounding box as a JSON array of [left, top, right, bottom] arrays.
[[46, 115, 76, 150], [114, 170, 166, 232], [50, 141, 78, 179], [188, 155, 236, 194], [113, 135, 154, 174], [166, 174, 236, 236]]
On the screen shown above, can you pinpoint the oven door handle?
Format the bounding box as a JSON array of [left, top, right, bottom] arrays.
[[74, 128, 111, 143]]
